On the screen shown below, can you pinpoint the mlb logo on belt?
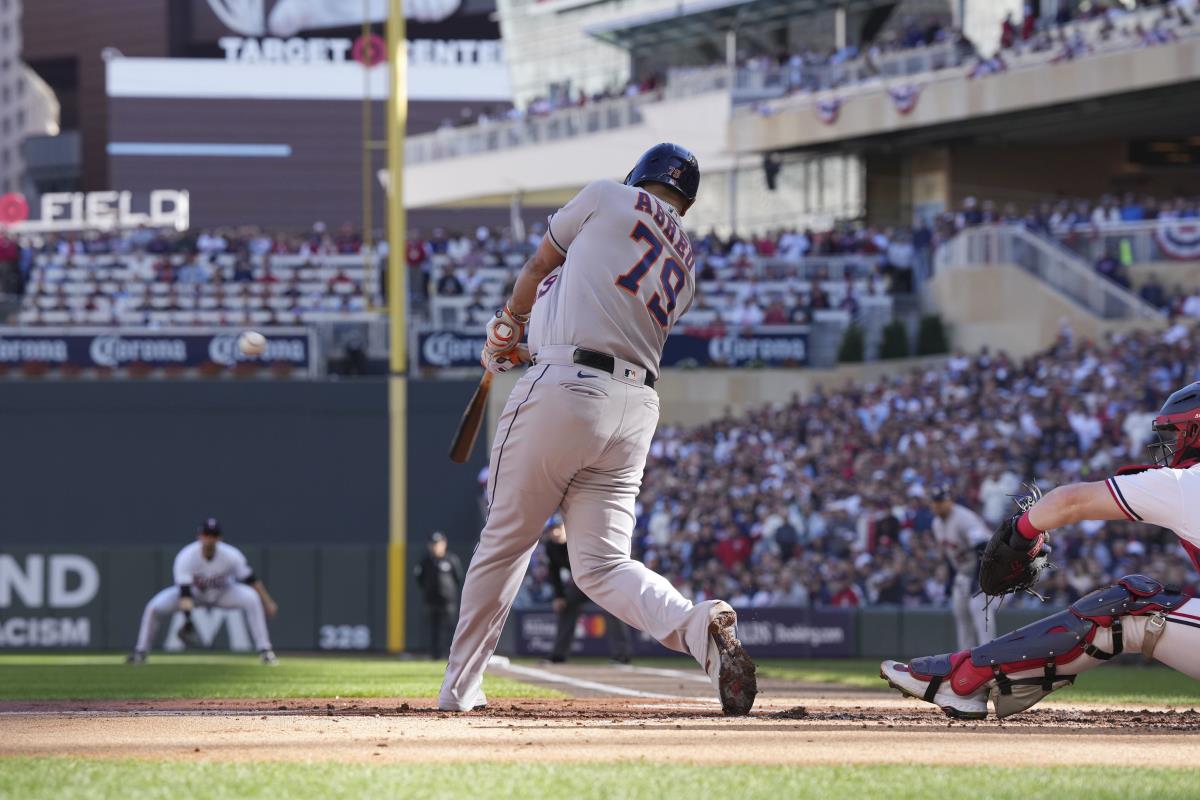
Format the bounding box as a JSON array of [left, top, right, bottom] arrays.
[[625, 367, 638, 380]]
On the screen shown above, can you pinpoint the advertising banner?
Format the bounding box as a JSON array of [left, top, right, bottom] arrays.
[[660, 327, 809, 367], [511, 606, 854, 659], [0, 546, 386, 651], [415, 328, 810, 369], [0, 550, 103, 648], [0, 328, 315, 373]]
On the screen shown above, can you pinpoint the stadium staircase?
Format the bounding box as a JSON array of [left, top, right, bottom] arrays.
[[930, 224, 1164, 357]]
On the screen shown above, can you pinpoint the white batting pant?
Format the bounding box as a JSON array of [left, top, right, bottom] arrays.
[[438, 359, 723, 711], [952, 573, 996, 649], [134, 584, 273, 653]]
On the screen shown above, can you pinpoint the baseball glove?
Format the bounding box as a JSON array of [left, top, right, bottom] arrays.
[[177, 619, 202, 649], [978, 484, 1052, 598]]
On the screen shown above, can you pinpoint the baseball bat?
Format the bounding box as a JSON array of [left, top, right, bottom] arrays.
[[448, 371, 493, 463]]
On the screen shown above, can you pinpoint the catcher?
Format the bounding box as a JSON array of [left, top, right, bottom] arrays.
[[881, 382, 1200, 719], [126, 518, 279, 665]]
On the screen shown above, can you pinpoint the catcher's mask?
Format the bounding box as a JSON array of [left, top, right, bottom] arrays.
[[1149, 381, 1200, 468]]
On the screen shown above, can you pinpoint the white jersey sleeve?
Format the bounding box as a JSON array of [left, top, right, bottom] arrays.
[[1106, 464, 1200, 547]]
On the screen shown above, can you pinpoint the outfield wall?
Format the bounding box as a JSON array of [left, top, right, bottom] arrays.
[[0, 542, 1050, 659], [0, 376, 1052, 658], [0, 378, 491, 654]]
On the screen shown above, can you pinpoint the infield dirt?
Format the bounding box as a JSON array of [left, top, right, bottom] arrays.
[[4, 663, 1200, 767]]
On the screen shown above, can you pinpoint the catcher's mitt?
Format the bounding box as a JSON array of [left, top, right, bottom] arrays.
[[979, 484, 1052, 598], [177, 619, 202, 649]]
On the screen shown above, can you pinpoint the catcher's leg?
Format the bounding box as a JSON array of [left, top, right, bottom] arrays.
[[882, 575, 1195, 719], [134, 586, 180, 654]]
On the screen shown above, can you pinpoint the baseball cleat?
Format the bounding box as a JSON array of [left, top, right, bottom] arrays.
[[880, 659, 988, 720], [437, 691, 487, 712], [259, 649, 279, 666], [704, 602, 757, 716], [125, 651, 147, 666]]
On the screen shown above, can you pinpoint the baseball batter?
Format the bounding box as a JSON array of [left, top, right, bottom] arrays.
[[929, 487, 996, 649], [126, 518, 279, 665], [438, 143, 757, 715], [883, 382, 1200, 719]]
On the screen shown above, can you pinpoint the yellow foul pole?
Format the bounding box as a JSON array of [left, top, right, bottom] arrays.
[[386, 0, 408, 654]]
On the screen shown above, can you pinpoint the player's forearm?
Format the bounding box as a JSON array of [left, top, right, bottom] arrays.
[[252, 580, 274, 605], [1026, 481, 1125, 532], [506, 236, 565, 317], [507, 268, 542, 317]]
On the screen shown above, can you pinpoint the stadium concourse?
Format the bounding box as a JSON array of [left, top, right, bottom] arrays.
[[446, 0, 1194, 129], [515, 323, 1200, 612]]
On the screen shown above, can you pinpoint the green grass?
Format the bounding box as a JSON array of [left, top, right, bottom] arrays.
[[756, 658, 1200, 705], [589, 656, 1200, 706], [1, 760, 1196, 800], [0, 654, 560, 701]]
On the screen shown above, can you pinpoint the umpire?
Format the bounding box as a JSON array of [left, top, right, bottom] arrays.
[[544, 517, 633, 664], [414, 532, 463, 660]]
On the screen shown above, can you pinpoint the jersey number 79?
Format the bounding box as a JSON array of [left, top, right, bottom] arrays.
[[615, 222, 687, 329]]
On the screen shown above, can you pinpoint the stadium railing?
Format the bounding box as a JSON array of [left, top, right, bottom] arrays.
[[936, 224, 1165, 321], [409, 5, 1195, 166], [406, 94, 651, 164], [1052, 219, 1200, 265], [747, 6, 1198, 122]]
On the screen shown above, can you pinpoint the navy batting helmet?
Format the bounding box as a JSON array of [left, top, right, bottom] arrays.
[[624, 143, 700, 213]]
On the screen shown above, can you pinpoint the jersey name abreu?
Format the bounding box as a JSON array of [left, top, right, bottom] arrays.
[[173, 541, 253, 595], [529, 179, 697, 371], [632, 190, 696, 271]]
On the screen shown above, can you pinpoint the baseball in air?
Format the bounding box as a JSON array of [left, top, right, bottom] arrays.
[[238, 331, 268, 357]]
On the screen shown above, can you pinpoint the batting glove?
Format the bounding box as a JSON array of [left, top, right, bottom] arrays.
[[481, 344, 530, 375], [483, 305, 530, 359]]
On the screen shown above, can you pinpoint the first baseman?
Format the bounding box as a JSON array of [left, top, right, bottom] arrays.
[[882, 382, 1200, 718], [127, 518, 279, 665], [438, 143, 757, 714]]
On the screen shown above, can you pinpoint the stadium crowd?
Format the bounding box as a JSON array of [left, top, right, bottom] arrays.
[[514, 323, 1200, 611], [5, 182, 1198, 326]]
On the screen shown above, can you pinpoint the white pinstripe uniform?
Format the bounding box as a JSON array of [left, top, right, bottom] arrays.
[[1097, 463, 1200, 665], [438, 180, 732, 711], [999, 463, 1200, 688], [134, 541, 273, 654]]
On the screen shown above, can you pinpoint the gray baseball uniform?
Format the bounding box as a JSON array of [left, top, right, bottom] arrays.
[[932, 503, 995, 649], [438, 180, 720, 711]]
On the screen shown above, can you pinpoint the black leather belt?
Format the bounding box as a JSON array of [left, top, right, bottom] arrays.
[[572, 348, 656, 388]]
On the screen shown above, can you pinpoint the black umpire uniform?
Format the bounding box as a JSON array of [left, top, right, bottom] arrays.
[[414, 532, 463, 660], [544, 521, 633, 663]]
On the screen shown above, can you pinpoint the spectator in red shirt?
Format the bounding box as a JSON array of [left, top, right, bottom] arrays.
[[828, 579, 862, 608], [715, 533, 752, 569]]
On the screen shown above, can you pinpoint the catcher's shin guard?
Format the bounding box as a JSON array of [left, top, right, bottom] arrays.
[[909, 575, 1186, 718]]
